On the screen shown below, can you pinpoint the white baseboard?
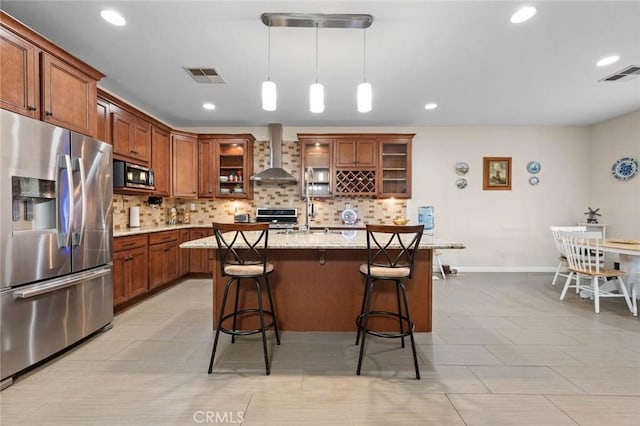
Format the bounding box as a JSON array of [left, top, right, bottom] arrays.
[[452, 266, 558, 273]]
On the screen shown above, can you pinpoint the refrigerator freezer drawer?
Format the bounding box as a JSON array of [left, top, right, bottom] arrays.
[[0, 266, 113, 382]]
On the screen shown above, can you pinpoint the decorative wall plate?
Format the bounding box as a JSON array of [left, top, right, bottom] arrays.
[[611, 157, 638, 181], [529, 176, 540, 186], [456, 178, 468, 189], [455, 162, 469, 175], [341, 208, 358, 225], [526, 161, 541, 174]]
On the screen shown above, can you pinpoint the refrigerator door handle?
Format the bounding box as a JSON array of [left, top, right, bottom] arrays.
[[72, 158, 87, 246], [56, 154, 74, 248], [14, 265, 112, 299]]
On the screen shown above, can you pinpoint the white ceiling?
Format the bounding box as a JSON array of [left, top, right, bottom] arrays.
[[2, 1, 639, 128]]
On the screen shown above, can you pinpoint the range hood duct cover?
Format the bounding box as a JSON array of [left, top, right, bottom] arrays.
[[250, 123, 297, 183]]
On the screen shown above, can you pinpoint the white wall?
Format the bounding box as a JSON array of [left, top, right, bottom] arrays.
[[406, 126, 590, 271], [589, 110, 640, 240], [189, 110, 639, 271]]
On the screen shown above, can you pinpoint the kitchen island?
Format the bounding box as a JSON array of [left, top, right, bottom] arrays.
[[181, 230, 465, 332]]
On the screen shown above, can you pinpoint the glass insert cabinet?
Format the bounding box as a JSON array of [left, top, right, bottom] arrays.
[[297, 133, 413, 199]]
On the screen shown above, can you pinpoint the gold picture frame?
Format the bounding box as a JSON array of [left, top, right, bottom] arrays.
[[483, 157, 512, 190]]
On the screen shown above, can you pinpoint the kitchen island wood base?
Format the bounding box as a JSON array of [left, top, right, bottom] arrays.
[[211, 249, 433, 332]]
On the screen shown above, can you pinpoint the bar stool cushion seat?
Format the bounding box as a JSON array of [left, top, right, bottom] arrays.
[[359, 264, 410, 278], [225, 263, 274, 276]]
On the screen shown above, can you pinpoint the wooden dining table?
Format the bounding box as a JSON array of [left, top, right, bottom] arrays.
[[601, 239, 640, 316]]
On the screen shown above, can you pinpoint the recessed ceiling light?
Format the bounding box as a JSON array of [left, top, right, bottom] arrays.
[[510, 6, 537, 24], [424, 103, 438, 110], [203, 103, 216, 110], [596, 55, 620, 67], [100, 10, 126, 26]]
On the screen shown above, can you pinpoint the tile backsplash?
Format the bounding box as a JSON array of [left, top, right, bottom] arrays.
[[113, 139, 406, 230]]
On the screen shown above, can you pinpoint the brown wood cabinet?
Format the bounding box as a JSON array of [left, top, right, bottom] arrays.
[[113, 235, 148, 307], [179, 229, 191, 277], [378, 136, 413, 198], [214, 135, 255, 199], [189, 228, 214, 273], [0, 27, 38, 118], [41, 52, 97, 136], [296, 133, 414, 198], [197, 137, 216, 198], [96, 97, 110, 143], [148, 231, 180, 290], [151, 126, 171, 196], [111, 104, 152, 165], [298, 136, 333, 198], [1, 13, 103, 137], [171, 132, 198, 198], [335, 139, 377, 168]]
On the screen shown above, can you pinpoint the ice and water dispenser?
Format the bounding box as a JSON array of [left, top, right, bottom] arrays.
[[11, 176, 56, 231]]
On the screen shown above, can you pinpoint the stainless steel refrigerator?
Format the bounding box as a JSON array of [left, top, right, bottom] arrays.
[[0, 110, 113, 389]]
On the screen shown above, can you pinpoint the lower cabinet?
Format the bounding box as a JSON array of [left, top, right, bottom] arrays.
[[179, 229, 190, 276], [113, 234, 148, 306], [148, 230, 180, 290], [189, 228, 214, 273]]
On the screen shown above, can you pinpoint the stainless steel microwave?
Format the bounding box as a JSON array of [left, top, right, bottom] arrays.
[[113, 160, 154, 190]]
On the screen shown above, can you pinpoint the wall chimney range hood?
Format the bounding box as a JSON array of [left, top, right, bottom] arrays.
[[250, 123, 297, 184]]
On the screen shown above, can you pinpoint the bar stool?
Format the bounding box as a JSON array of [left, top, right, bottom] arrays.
[[355, 224, 424, 379], [208, 222, 280, 375]]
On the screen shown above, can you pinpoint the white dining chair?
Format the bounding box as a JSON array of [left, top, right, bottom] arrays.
[[550, 226, 587, 286], [559, 231, 633, 314]]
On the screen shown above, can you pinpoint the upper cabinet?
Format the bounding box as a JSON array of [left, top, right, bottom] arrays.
[[40, 52, 97, 136], [378, 136, 413, 199], [335, 139, 377, 168], [96, 97, 110, 143], [198, 135, 254, 199], [171, 131, 198, 198], [0, 13, 103, 137], [298, 136, 333, 198], [151, 126, 171, 197], [0, 27, 38, 118], [334, 136, 378, 196], [197, 137, 215, 198], [111, 104, 152, 165], [296, 133, 414, 198]]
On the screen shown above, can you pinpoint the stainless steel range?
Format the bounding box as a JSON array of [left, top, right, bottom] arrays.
[[255, 207, 298, 228]]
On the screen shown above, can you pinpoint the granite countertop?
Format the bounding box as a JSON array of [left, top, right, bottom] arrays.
[[180, 230, 465, 250], [114, 223, 206, 237]]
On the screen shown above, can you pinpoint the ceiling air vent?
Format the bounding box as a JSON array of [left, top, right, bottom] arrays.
[[184, 67, 225, 84], [599, 65, 640, 82]]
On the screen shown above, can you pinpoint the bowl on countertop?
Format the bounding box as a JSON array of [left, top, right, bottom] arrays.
[[392, 217, 409, 225]]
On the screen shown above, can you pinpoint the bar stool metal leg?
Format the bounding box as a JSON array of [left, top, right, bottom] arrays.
[[399, 280, 420, 380], [356, 279, 375, 376], [208, 277, 234, 374], [264, 276, 281, 345], [231, 278, 241, 344], [395, 281, 405, 348]]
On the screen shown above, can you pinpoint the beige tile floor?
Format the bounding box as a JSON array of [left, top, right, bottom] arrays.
[[1, 273, 639, 425]]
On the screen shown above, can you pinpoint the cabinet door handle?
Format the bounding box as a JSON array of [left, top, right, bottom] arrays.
[[27, 105, 37, 111], [45, 111, 53, 117], [163, 248, 170, 253]]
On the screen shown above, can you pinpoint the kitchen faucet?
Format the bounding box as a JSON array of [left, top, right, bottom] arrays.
[[302, 167, 315, 232]]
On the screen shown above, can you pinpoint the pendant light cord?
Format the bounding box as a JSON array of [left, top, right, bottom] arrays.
[[362, 29, 367, 82], [315, 23, 319, 84], [267, 25, 272, 82]]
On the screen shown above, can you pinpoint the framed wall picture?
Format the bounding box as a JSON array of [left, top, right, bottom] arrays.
[[483, 157, 512, 190]]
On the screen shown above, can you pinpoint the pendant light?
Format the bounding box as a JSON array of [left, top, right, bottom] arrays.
[[309, 23, 325, 113], [357, 29, 372, 113], [261, 25, 277, 111]]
